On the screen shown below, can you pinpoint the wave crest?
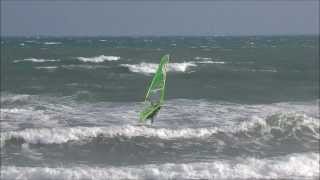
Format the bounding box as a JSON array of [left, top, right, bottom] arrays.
[[1, 112, 318, 147], [0, 125, 219, 146], [77, 55, 120, 63], [43, 42, 61, 45], [1, 153, 318, 179], [13, 58, 60, 63], [121, 62, 197, 74], [238, 113, 320, 141]]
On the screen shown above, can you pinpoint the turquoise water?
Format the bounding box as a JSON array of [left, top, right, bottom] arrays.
[[1, 36, 319, 179]]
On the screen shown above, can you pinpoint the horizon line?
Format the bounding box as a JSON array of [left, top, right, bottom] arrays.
[[1, 33, 319, 38]]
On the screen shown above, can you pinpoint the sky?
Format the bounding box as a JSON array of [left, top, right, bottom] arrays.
[[1, 1, 319, 36]]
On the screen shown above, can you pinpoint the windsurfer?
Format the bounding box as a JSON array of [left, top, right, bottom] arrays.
[[149, 101, 161, 124], [139, 54, 169, 124]]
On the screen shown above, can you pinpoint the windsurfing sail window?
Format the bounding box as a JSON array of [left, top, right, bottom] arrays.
[[139, 54, 170, 122]]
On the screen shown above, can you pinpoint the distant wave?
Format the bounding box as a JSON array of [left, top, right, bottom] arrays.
[[1, 112, 318, 146], [194, 57, 226, 64], [121, 62, 197, 74], [121, 59, 226, 74], [43, 42, 61, 45], [1, 153, 318, 179], [13, 58, 60, 63], [231, 68, 278, 73], [197, 60, 225, 64], [194, 56, 212, 60], [77, 55, 120, 63], [34, 66, 58, 70], [24, 40, 37, 43], [250, 68, 277, 73], [61, 64, 109, 70]]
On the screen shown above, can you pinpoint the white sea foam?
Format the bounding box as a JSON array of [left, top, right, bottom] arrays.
[[77, 55, 120, 63], [1, 108, 30, 114], [194, 56, 212, 60], [1, 93, 318, 146], [43, 42, 61, 45], [1, 106, 67, 133], [121, 63, 157, 74], [0, 125, 219, 146], [1, 111, 318, 146], [121, 62, 197, 74], [61, 64, 108, 70], [1, 153, 318, 180], [193, 57, 226, 64], [13, 58, 60, 63], [169, 62, 197, 72], [121, 59, 227, 74], [250, 68, 277, 73], [1, 94, 31, 103], [35, 66, 58, 70], [24, 40, 36, 43], [1, 94, 74, 131], [197, 60, 226, 64]]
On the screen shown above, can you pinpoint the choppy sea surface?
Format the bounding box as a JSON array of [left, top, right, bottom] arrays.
[[1, 36, 319, 179]]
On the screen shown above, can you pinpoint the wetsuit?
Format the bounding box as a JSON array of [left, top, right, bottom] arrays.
[[148, 102, 161, 124]]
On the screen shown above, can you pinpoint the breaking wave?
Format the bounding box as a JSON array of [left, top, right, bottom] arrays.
[[121, 59, 227, 74], [249, 68, 277, 73], [2, 112, 318, 146], [43, 42, 62, 45], [1, 94, 31, 104], [24, 40, 37, 43], [34, 66, 58, 70], [197, 60, 226, 64], [0, 126, 219, 146], [77, 55, 120, 63], [194, 56, 212, 60], [1, 153, 318, 180], [61, 64, 109, 70], [120, 62, 197, 74], [193, 57, 226, 64], [13, 58, 60, 63]]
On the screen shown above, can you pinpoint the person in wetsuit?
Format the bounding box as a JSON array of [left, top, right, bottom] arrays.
[[148, 101, 161, 124]]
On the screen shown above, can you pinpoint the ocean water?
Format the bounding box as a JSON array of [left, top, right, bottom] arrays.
[[1, 36, 319, 179]]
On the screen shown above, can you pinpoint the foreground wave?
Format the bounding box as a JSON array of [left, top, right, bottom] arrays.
[[1, 125, 218, 146], [2, 153, 318, 180], [2, 112, 318, 146]]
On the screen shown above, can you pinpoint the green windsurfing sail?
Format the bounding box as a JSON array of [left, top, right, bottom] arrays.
[[139, 54, 170, 123]]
